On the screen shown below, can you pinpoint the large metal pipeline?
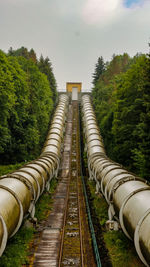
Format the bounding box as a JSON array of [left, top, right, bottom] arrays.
[[0, 94, 68, 257], [81, 94, 150, 266]]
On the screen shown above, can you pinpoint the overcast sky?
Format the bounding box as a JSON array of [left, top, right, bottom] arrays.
[[0, 0, 149, 91]]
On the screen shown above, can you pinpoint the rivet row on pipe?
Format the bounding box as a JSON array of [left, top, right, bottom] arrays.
[[0, 94, 68, 257], [81, 94, 150, 267]]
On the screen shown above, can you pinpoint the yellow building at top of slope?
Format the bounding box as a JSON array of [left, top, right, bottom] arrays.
[[66, 82, 82, 93]]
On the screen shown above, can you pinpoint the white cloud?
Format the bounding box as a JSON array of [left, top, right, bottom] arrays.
[[81, 0, 149, 25], [0, 0, 149, 90], [82, 0, 123, 24]]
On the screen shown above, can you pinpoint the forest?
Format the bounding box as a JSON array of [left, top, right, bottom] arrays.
[[1, 45, 149, 180], [92, 49, 150, 180], [0, 47, 57, 164]]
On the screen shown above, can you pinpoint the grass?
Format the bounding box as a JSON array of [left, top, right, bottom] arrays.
[[87, 180, 108, 228], [0, 226, 35, 267], [104, 231, 144, 267], [0, 162, 26, 176], [35, 178, 58, 221], [87, 179, 145, 267], [0, 178, 58, 267]]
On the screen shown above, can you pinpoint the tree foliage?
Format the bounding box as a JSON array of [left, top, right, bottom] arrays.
[[0, 48, 56, 164], [92, 52, 150, 180], [8, 46, 37, 63], [92, 56, 105, 86], [38, 55, 57, 102], [0, 51, 16, 154]]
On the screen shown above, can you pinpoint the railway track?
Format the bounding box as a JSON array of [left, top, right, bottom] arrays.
[[59, 101, 84, 266], [31, 101, 96, 267]]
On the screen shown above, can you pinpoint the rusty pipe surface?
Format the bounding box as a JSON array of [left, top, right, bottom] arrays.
[[0, 94, 68, 257], [82, 94, 150, 267]]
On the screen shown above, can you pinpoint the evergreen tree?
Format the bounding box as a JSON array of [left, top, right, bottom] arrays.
[[92, 56, 105, 86], [38, 55, 57, 103], [8, 47, 37, 63], [29, 49, 37, 63], [91, 52, 150, 179], [8, 46, 29, 59], [92, 54, 131, 157], [109, 54, 150, 179], [131, 49, 150, 177]]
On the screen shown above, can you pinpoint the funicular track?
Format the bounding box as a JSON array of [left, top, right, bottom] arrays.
[[59, 101, 84, 266], [31, 101, 96, 267], [59, 101, 96, 267]]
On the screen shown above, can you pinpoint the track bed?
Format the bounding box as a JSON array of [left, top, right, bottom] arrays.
[[31, 102, 96, 267]]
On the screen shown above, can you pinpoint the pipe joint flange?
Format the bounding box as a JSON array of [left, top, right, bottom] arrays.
[[134, 208, 150, 267], [40, 174, 45, 195], [119, 186, 150, 241], [101, 169, 128, 197], [0, 215, 8, 257], [6, 174, 35, 200], [15, 170, 40, 201], [39, 156, 53, 170], [30, 160, 50, 178], [108, 175, 136, 202], [0, 185, 23, 237], [27, 160, 48, 178]]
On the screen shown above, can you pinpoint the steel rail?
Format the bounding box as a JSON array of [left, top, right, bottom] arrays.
[[78, 103, 102, 267], [58, 115, 72, 267], [58, 181, 70, 267], [75, 102, 84, 267], [59, 101, 84, 266]]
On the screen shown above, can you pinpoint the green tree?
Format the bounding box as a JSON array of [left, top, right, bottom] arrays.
[[5, 56, 30, 162], [0, 48, 54, 164], [0, 50, 16, 155], [92, 54, 131, 157], [92, 56, 105, 86], [131, 52, 150, 178], [17, 56, 54, 152], [38, 55, 57, 103], [92, 52, 150, 179], [8, 47, 37, 63], [112, 54, 149, 176], [29, 48, 37, 63]]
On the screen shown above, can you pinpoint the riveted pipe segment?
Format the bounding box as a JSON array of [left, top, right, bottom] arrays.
[[134, 209, 150, 266], [82, 94, 150, 266], [0, 188, 21, 237], [0, 178, 31, 217], [0, 215, 8, 257], [0, 94, 68, 256]]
